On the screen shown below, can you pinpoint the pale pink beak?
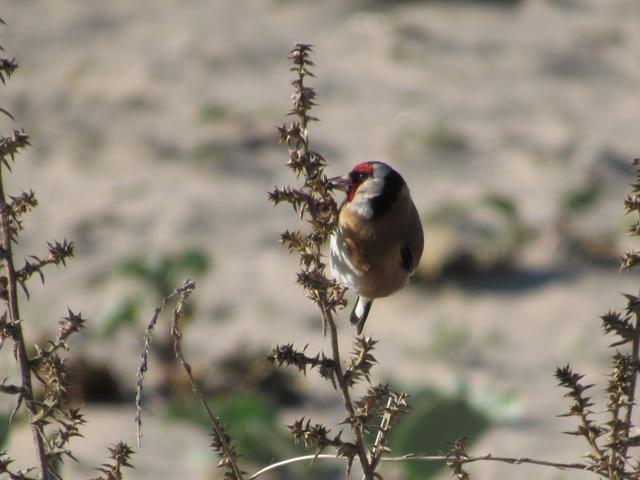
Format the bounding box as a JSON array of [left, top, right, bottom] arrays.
[[328, 175, 352, 192]]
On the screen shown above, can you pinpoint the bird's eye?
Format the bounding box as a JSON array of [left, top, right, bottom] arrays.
[[351, 171, 368, 182]]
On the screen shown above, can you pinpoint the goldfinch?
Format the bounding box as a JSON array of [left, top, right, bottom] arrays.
[[329, 161, 424, 334]]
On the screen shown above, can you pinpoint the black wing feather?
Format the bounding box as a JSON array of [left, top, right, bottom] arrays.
[[400, 244, 413, 272]]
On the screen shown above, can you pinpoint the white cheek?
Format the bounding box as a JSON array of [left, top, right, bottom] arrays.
[[346, 193, 374, 219], [350, 180, 384, 219], [352, 201, 373, 219]]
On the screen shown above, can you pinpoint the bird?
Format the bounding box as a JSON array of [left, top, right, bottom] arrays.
[[329, 161, 424, 334]]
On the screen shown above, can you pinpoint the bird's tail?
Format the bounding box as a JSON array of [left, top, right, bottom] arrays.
[[349, 297, 373, 335]]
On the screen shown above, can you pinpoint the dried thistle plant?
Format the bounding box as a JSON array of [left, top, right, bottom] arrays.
[[91, 442, 135, 480], [551, 157, 640, 480], [267, 43, 414, 480], [265, 43, 640, 480], [135, 279, 245, 480], [0, 20, 132, 480], [135, 41, 398, 480]]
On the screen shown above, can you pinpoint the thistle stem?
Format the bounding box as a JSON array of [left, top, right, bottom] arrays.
[[0, 168, 49, 480], [323, 307, 374, 479], [248, 451, 597, 480], [621, 308, 640, 462]]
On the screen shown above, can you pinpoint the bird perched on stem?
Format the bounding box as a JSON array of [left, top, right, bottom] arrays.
[[329, 161, 424, 334]]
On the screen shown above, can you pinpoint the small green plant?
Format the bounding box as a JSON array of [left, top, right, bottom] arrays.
[[117, 248, 210, 299], [430, 318, 474, 363], [561, 181, 602, 216], [191, 140, 231, 165], [418, 192, 527, 281], [387, 123, 470, 167], [556, 180, 620, 265], [165, 392, 338, 478], [100, 248, 210, 336], [164, 393, 284, 463], [0, 413, 9, 450], [425, 123, 469, 154], [389, 389, 491, 479], [196, 102, 227, 124]]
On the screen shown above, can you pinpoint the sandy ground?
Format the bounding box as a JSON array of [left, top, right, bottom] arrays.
[[2, 0, 640, 478]]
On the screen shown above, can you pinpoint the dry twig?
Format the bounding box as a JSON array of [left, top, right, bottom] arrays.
[[247, 451, 594, 480], [269, 43, 377, 479], [135, 279, 244, 479]]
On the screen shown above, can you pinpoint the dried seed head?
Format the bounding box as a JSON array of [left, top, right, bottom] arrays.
[[57, 309, 86, 343], [0, 129, 30, 169]]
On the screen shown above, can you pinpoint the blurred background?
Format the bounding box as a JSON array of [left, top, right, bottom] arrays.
[[1, 0, 639, 478]]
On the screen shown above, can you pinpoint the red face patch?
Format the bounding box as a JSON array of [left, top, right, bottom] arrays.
[[352, 162, 374, 175], [347, 162, 374, 202]]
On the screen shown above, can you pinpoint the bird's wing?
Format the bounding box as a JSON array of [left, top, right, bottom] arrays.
[[403, 201, 424, 275], [343, 236, 371, 273]]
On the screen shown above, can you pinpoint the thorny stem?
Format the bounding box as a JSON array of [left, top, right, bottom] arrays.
[[135, 280, 197, 446], [323, 306, 374, 479], [136, 280, 244, 479], [369, 396, 393, 472], [135, 279, 242, 480], [607, 376, 624, 480], [580, 403, 606, 468], [277, 43, 374, 479], [0, 168, 50, 479], [620, 311, 640, 465], [169, 280, 244, 480], [247, 452, 598, 480]]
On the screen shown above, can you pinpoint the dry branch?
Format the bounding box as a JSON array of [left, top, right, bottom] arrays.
[[247, 451, 595, 480], [135, 279, 245, 480]]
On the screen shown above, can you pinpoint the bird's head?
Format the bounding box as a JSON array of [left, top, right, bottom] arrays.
[[329, 161, 407, 219]]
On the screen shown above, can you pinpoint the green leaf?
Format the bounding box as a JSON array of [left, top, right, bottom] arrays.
[[196, 102, 227, 124], [164, 393, 337, 477], [389, 388, 491, 479], [561, 182, 602, 216], [116, 248, 211, 298], [482, 193, 518, 221], [172, 249, 210, 278], [0, 413, 9, 448], [99, 296, 139, 337]]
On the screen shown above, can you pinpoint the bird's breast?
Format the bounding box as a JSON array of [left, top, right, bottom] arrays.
[[329, 192, 424, 298], [330, 223, 409, 299]]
